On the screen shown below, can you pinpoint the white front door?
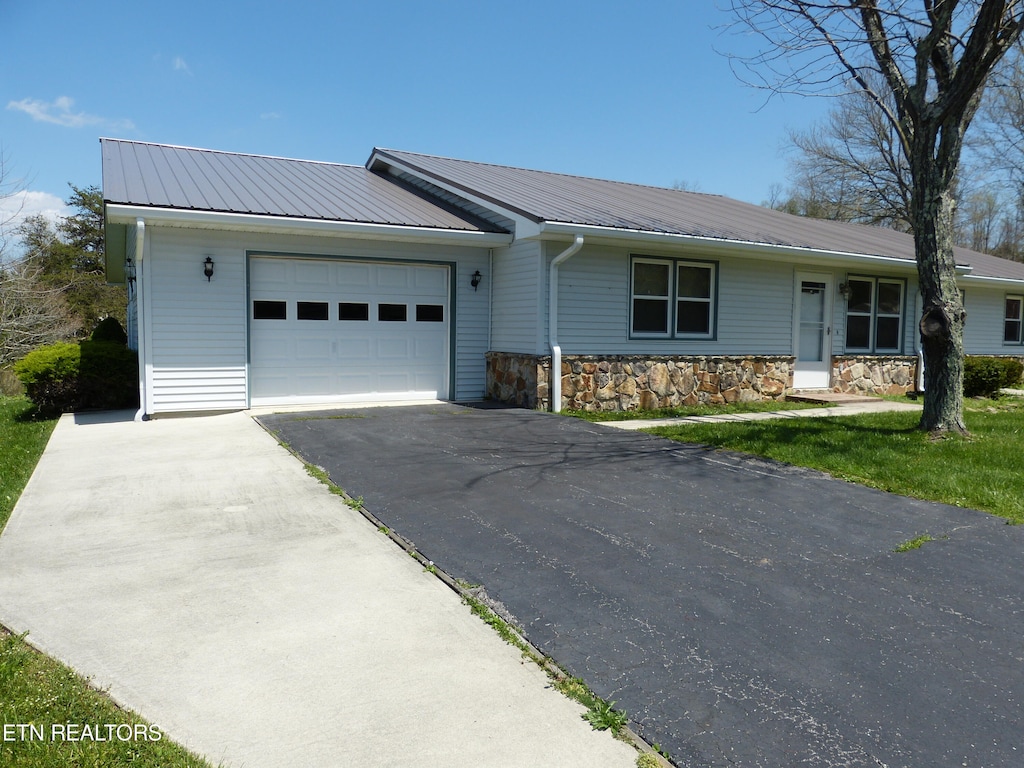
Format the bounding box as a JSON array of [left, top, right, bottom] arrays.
[[793, 272, 833, 389]]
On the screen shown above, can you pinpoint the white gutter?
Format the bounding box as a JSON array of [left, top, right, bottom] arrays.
[[104, 205, 514, 248], [133, 218, 149, 422], [538, 221, 975, 274], [548, 235, 585, 412]]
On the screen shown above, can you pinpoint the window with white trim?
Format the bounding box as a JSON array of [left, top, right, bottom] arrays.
[[1006, 295, 1023, 344], [844, 277, 904, 353], [630, 256, 716, 338]]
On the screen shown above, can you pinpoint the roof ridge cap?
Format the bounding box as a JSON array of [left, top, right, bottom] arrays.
[[374, 147, 727, 199], [100, 138, 363, 169]]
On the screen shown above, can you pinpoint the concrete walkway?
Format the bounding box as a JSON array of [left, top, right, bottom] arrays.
[[0, 411, 637, 768], [604, 397, 922, 430]]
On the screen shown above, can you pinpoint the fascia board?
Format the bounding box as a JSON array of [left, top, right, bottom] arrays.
[[537, 221, 974, 275], [958, 274, 1024, 287], [104, 205, 513, 247], [367, 151, 542, 238]]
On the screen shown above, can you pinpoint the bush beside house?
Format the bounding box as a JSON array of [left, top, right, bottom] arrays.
[[964, 357, 1024, 398], [13, 320, 138, 415]]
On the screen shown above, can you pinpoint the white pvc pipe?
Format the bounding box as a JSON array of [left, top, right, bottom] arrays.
[[133, 218, 148, 421], [548, 235, 585, 412]]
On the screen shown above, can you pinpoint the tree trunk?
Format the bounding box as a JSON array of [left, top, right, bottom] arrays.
[[913, 182, 968, 435]]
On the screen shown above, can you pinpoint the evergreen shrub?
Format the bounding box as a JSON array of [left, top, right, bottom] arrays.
[[13, 341, 138, 415], [963, 356, 1024, 398]]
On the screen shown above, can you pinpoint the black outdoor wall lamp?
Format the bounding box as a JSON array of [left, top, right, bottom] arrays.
[[838, 281, 850, 300], [203, 257, 215, 282], [471, 270, 482, 290]]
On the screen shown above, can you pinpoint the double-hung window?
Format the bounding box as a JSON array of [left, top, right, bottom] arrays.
[[630, 256, 716, 339], [1006, 295, 1023, 344], [844, 277, 905, 353]]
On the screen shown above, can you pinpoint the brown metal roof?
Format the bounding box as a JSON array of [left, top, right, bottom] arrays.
[[371, 148, 1024, 282], [101, 139, 506, 233]]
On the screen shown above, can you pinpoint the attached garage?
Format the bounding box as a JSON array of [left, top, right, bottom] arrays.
[[248, 256, 452, 406]]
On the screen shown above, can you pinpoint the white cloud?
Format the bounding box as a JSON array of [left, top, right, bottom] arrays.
[[0, 190, 70, 255], [6, 96, 135, 131], [173, 56, 192, 74]]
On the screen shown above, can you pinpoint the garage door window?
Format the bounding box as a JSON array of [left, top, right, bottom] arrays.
[[253, 300, 287, 320], [379, 304, 407, 322], [416, 304, 444, 322], [339, 302, 369, 321], [297, 302, 329, 321]]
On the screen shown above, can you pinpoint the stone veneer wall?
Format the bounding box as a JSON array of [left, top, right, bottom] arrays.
[[485, 352, 548, 409], [830, 356, 918, 396], [486, 352, 794, 411], [487, 351, 1024, 410]]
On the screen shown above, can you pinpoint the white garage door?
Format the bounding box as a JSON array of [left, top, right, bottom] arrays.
[[249, 257, 450, 406]]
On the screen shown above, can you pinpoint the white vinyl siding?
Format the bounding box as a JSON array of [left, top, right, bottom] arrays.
[[491, 239, 545, 353], [146, 230, 248, 412], [552, 244, 795, 356]]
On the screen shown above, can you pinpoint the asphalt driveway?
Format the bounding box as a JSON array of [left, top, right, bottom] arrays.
[[261, 403, 1024, 768]]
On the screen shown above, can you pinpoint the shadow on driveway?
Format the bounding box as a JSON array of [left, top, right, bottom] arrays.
[[261, 403, 1024, 768]]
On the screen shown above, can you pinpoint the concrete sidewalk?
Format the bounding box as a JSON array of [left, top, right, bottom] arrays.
[[0, 411, 637, 768], [603, 398, 922, 430]]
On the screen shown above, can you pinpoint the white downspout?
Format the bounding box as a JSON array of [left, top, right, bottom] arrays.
[[548, 235, 585, 412], [133, 218, 149, 421], [916, 289, 926, 393]]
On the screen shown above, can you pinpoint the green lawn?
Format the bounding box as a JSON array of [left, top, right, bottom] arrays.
[[0, 397, 215, 768], [646, 397, 1024, 524], [566, 399, 823, 422], [0, 398, 57, 532]]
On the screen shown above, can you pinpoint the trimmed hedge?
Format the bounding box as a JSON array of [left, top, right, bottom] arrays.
[[13, 341, 139, 416], [90, 316, 128, 345], [964, 356, 1024, 398]]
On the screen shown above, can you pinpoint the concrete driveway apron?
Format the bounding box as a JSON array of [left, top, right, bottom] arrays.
[[261, 403, 1024, 768]]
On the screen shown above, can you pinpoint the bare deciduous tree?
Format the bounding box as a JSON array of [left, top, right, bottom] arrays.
[[0, 153, 80, 371], [0, 258, 79, 368], [726, 0, 1024, 435], [785, 79, 912, 228]]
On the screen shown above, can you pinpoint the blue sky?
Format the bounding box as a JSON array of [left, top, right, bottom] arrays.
[[1, 0, 831, 236]]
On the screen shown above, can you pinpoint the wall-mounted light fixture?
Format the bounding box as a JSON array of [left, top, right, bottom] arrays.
[[838, 281, 850, 300], [471, 270, 482, 291], [124, 256, 136, 285], [203, 257, 215, 282]]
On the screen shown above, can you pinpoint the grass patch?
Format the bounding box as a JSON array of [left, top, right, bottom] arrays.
[[647, 398, 1024, 524], [566, 400, 824, 422], [0, 398, 57, 533], [0, 628, 213, 767], [894, 534, 937, 552]]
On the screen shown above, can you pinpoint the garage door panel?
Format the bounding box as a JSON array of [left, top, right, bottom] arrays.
[[415, 268, 447, 292], [376, 338, 412, 359], [376, 265, 411, 290], [295, 261, 331, 285], [336, 262, 372, 288], [249, 257, 449, 406], [337, 338, 372, 359], [295, 338, 332, 360], [414, 336, 446, 361], [250, 336, 291, 363]]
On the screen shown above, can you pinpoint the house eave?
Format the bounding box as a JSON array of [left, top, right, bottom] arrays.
[[958, 273, 1024, 287], [103, 205, 514, 247], [535, 221, 975, 274]]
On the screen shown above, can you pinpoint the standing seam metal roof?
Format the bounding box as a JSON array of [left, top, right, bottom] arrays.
[[100, 139, 507, 233], [370, 148, 1024, 282]]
